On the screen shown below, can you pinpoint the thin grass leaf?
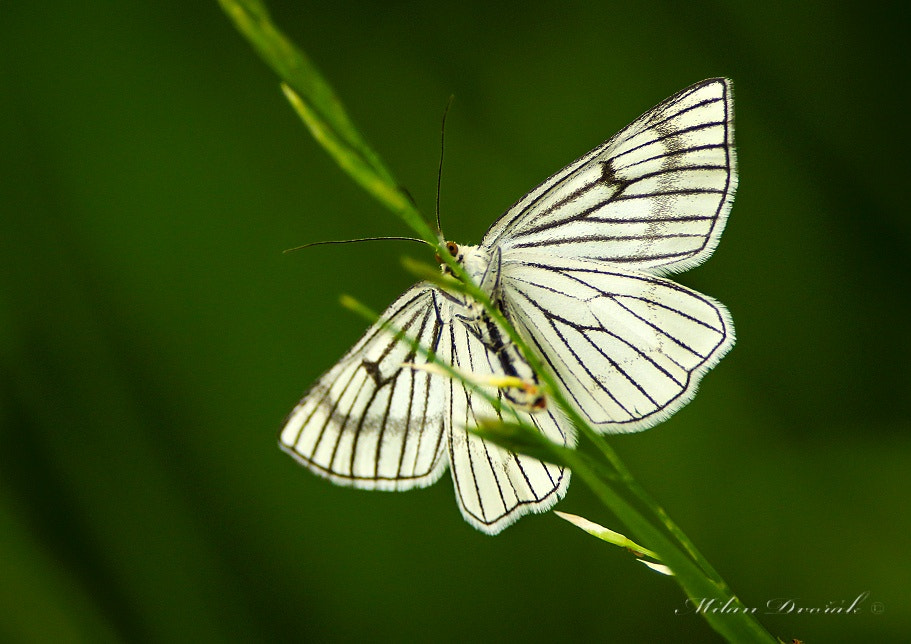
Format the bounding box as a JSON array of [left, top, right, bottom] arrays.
[[554, 511, 660, 560], [219, 0, 435, 241], [553, 511, 666, 569]]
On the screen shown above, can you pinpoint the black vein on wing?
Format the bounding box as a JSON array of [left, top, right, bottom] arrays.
[[493, 304, 557, 502], [331, 298, 427, 476], [641, 95, 722, 133], [476, 311, 549, 507], [608, 119, 724, 166], [504, 170, 727, 265], [289, 288, 445, 483], [505, 263, 728, 425], [464, 322, 508, 522], [512, 162, 726, 241], [447, 323, 487, 522], [449, 313, 566, 528], [512, 288, 648, 417], [499, 114, 725, 245], [398, 292, 445, 480], [480, 80, 733, 268], [617, 143, 727, 174]]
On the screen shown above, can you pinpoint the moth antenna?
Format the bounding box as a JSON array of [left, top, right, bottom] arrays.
[[283, 236, 431, 254], [436, 95, 455, 242]]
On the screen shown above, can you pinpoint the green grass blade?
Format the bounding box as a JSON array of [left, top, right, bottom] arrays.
[[218, 0, 435, 241], [553, 512, 662, 563]]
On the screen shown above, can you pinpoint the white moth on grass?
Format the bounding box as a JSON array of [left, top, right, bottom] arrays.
[[281, 78, 737, 534]]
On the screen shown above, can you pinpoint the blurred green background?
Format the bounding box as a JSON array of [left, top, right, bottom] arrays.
[[2, 1, 909, 641]]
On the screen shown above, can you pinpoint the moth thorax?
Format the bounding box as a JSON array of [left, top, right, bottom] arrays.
[[459, 245, 499, 296]]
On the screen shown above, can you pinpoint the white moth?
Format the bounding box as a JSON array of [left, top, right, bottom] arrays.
[[281, 78, 737, 534]]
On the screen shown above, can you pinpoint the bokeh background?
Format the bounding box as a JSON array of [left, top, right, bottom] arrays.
[[2, 1, 909, 641]]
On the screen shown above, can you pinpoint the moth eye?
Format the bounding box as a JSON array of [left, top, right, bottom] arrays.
[[446, 242, 459, 256]]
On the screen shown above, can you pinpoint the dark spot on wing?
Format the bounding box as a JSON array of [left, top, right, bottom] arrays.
[[362, 359, 383, 385]]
